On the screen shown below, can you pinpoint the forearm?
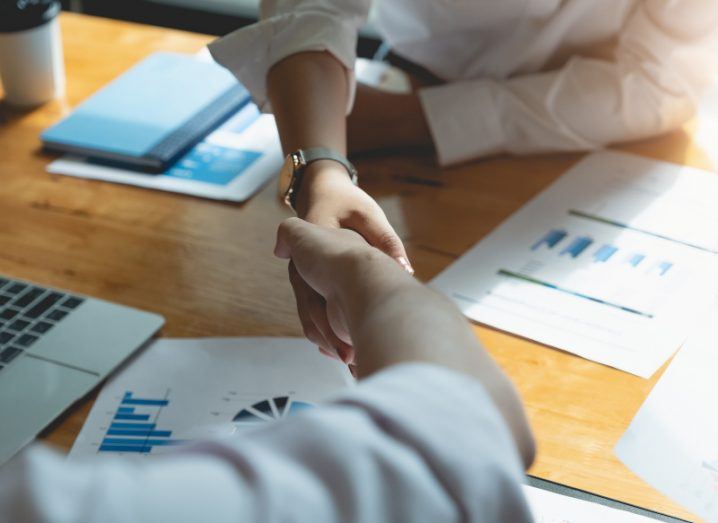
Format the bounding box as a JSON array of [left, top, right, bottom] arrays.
[[335, 251, 489, 378], [267, 51, 355, 216], [267, 52, 432, 156], [336, 252, 535, 464], [267, 51, 348, 155]]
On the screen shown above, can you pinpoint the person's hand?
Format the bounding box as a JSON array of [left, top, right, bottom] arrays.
[[274, 216, 412, 364], [287, 161, 412, 362], [295, 160, 411, 269]]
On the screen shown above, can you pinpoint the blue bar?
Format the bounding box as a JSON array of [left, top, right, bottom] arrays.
[[593, 244, 617, 263], [122, 392, 169, 406], [110, 422, 156, 430], [101, 438, 184, 447], [113, 414, 151, 421], [121, 398, 169, 406], [117, 407, 135, 414], [627, 254, 645, 267], [531, 229, 567, 251], [560, 236, 593, 258], [657, 261, 673, 275], [99, 445, 152, 453], [106, 429, 172, 437]]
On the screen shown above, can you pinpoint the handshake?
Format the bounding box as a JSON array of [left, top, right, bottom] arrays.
[[274, 217, 534, 465], [274, 217, 414, 367]]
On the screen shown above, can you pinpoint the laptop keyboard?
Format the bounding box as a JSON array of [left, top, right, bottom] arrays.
[[0, 277, 84, 371]]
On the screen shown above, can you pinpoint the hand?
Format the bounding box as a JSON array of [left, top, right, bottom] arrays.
[[275, 217, 411, 363], [295, 160, 411, 267], [286, 161, 412, 363], [275, 218, 535, 465]]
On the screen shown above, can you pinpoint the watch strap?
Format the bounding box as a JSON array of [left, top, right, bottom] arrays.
[[286, 147, 358, 209], [300, 147, 358, 182]]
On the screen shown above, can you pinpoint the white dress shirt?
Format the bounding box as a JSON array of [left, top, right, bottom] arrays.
[[0, 363, 532, 523], [209, 0, 718, 165]]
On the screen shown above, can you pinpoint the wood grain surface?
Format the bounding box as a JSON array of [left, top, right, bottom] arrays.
[[1, 12, 712, 521]]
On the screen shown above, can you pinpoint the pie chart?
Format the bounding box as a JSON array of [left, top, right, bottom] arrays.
[[233, 396, 313, 423]]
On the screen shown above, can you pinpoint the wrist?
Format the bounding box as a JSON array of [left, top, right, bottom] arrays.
[[335, 247, 417, 327], [295, 160, 357, 218]]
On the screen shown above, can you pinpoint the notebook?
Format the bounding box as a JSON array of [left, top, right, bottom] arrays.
[[41, 52, 250, 171]]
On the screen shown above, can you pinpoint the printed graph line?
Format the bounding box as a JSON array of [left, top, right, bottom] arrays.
[[568, 209, 718, 255], [450, 291, 638, 352], [497, 269, 654, 319]]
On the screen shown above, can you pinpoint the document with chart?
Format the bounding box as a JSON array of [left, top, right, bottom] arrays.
[[433, 151, 718, 377], [48, 103, 283, 202], [615, 313, 718, 522], [69, 338, 353, 459]]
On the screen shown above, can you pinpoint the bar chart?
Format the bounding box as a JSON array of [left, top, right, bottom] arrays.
[[530, 228, 673, 277], [433, 151, 718, 377], [70, 339, 353, 460], [97, 391, 185, 454]]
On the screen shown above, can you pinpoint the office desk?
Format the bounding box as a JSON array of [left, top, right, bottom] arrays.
[[0, 12, 711, 521]]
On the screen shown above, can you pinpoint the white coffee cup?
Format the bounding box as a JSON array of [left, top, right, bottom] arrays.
[[0, 0, 65, 107]]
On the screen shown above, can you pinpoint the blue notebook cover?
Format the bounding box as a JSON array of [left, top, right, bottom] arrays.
[[42, 52, 250, 170]]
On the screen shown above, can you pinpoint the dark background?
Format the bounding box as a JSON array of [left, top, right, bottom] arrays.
[[58, 0, 382, 56]]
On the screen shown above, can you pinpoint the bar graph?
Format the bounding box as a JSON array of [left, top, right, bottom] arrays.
[[530, 230, 673, 277], [98, 391, 185, 454]]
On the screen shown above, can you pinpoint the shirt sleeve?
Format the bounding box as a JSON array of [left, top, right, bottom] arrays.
[[419, 0, 718, 166], [208, 0, 370, 112], [0, 363, 532, 523]]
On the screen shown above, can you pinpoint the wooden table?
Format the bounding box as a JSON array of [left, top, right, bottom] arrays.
[[1, 12, 711, 521]]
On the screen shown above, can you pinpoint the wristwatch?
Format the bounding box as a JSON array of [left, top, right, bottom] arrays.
[[279, 147, 358, 210]]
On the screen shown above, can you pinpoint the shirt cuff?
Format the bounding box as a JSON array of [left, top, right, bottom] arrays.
[[419, 80, 506, 166], [208, 12, 358, 113]]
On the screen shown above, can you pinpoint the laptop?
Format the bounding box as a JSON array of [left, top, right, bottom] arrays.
[[0, 275, 164, 464]]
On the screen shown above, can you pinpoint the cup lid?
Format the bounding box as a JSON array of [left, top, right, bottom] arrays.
[[0, 0, 60, 33]]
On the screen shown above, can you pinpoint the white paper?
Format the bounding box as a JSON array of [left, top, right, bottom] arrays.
[[522, 485, 669, 522], [432, 151, 718, 377], [47, 104, 283, 202], [70, 338, 354, 459], [615, 312, 718, 522], [355, 57, 412, 93]]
